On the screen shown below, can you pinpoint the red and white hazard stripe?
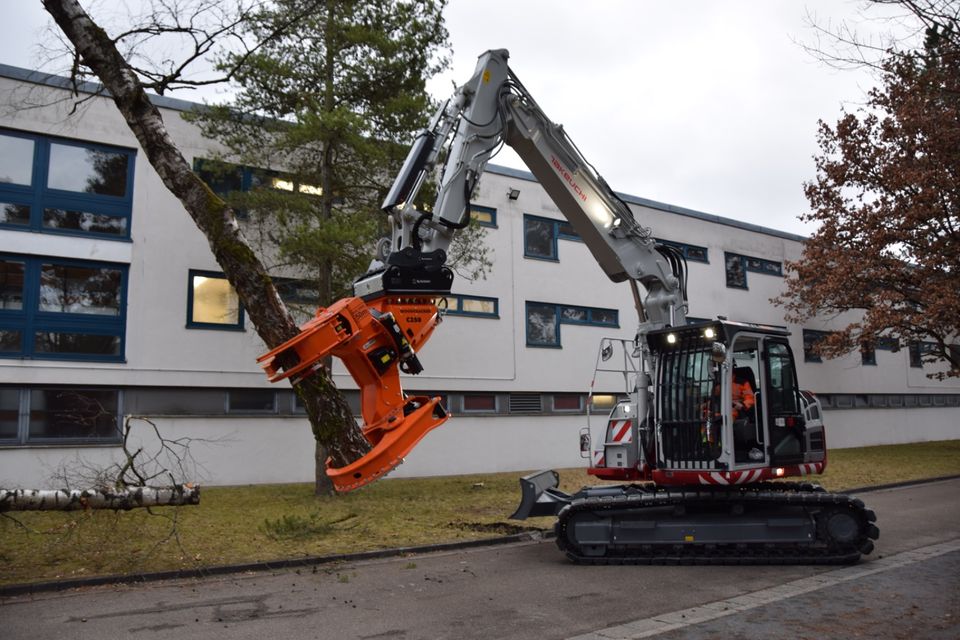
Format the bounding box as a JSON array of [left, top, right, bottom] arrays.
[[797, 462, 823, 476], [697, 468, 766, 486], [607, 419, 632, 443]]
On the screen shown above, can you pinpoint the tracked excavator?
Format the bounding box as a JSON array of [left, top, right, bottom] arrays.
[[258, 49, 879, 564]]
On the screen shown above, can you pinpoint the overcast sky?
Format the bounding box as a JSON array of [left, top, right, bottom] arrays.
[[1, 1, 908, 236]]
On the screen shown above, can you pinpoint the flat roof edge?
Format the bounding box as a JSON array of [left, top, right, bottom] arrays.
[[485, 163, 808, 243], [0, 63, 202, 113], [0, 63, 807, 243]]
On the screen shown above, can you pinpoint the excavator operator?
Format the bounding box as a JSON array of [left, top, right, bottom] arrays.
[[731, 368, 756, 420], [702, 366, 756, 454]]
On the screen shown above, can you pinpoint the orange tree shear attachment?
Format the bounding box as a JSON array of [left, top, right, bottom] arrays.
[[257, 295, 448, 492]]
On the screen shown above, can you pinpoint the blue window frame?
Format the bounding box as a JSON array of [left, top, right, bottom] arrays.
[[523, 214, 582, 261], [802, 330, 832, 363], [725, 252, 782, 289], [656, 238, 709, 263], [469, 205, 497, 228], [194, 158, 269, 197], [526, 301, 619, 348], [187, 270, 245, 331], [436, 294, 499, 318], [909, 341, 939, 368], [744, 255, 783, 276], [0, 128, 135, 241], [193, 158, 328, 219], [0, 253, 128, 361]]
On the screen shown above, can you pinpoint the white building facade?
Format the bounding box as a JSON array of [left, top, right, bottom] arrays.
[[1, 65, 958, 488]]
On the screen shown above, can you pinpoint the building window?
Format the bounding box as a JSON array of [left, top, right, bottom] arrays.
[[227, 389, 276, 413], [589, 394, 620, 410], [523, 214, 583, 261], [861, 342, 877, 366], [0, 387, 122, 445], [0, 133, 35, 186], [802, 330, 831, 363], [725, 253, 747, 289], [553, 393, 583, 412], [745, 256, 783, 276], [524, 215, 557, 260], [656, 239, 709, 263], [909, 341, 939, 368], [462, 393, 497, 413], [0, 254, 127, 361], [909, 342, 923, 367], [469, 205, 497, 228], [526, 302, 560, 346], [187, 270, 244, 330], [0, 387, 19, 440], [194, 158, 324, 219], [725, 252, 782, 289], [194, 158, 244, 197], [436, 294, 499, 318], [0, 129, 135, 240], [526, 301, 619, 348], [273, 278, 320, 324]]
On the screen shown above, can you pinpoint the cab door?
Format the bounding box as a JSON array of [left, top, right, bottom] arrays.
[[763, 339, 806, 465], [729, 335, 766, 467]]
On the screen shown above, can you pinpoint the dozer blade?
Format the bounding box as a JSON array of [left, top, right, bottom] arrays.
[[510, 469, 572, 520], [326, 396, 448, 492]]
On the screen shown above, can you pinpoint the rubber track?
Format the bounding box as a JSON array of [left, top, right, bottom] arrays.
[[555, 483, 878, 566]]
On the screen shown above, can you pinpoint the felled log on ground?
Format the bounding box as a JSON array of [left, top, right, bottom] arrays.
[[0, 486, 200, 511]]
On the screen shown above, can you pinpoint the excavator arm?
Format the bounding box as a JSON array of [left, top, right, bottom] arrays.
[[259, 49, 688, 491]]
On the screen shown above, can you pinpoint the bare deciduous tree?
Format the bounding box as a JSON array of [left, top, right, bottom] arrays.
[[42, 0, 371, 494], [778, 8, 960, 377]]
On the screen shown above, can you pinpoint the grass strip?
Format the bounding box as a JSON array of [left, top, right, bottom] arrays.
[[2, 439, 958, 587]]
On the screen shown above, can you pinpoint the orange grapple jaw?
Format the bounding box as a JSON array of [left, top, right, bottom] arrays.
[[325, 395, 449, 492], [257, 295, 446, 493]]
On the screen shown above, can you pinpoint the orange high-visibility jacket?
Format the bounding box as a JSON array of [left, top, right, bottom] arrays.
[[732, 378, 755, 419]]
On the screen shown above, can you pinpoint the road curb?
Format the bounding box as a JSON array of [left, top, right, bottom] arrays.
[[3, 474, 958, 598], [0, 529, 547, 598], [845, 473, 960, 495]]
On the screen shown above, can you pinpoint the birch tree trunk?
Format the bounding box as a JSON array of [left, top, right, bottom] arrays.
[[42, 0, 370, 494], [0, 487, 200, 511]]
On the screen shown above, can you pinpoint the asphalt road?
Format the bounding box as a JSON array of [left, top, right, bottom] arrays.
[[1, 478, 958, 640]]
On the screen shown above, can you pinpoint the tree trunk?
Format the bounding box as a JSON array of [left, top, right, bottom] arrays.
[[0, 486, 200, 511], [43, 0, 370, 494]]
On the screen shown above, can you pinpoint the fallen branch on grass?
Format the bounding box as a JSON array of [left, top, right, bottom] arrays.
[[0, 485, 200, 512]]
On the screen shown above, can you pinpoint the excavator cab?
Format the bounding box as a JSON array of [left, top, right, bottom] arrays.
[[647, 320, 825, 480], [583, 320, 825, 484]]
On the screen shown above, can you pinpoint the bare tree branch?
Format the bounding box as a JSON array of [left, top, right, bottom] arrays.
[[42, 0, 370, 491]]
